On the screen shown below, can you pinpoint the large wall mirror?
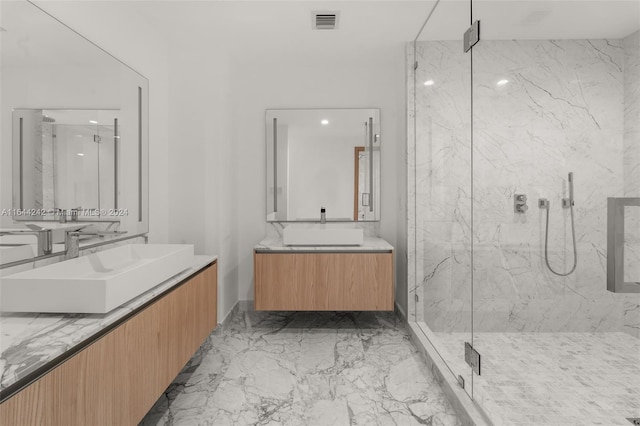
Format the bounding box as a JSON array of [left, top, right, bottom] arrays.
[[266, 109, 381, 222], [0, 1, 149, 266]]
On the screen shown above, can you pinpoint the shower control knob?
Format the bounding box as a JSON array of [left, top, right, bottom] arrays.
[[514, 193, 528, 214]]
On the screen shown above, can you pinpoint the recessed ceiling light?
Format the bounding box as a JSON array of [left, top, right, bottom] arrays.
[[497, 79, 509, 86], [89, 120, 98, 124], [321, 119, 329, 125], [424, 80, 435, 86], [77, 153, 85, 156]]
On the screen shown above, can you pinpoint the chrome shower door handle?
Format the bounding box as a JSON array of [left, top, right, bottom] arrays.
[[273, 117, 278, 213], [607, 197, 640, 293], [368, 117, 374, 213]]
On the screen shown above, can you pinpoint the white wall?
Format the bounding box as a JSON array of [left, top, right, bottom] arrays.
[[30, 1, 411, 320], [229, 54, 407, 311]]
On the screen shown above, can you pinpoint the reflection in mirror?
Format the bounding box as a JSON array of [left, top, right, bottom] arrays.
[[13, 109, 119, 218], [0, 1, 149, 266], [266, 109, 381, 222]]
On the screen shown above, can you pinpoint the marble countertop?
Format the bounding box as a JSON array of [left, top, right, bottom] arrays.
[[255, 236, 394, 252], [0, 255, 216, 395]]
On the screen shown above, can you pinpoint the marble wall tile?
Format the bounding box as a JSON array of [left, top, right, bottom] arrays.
[[408, 40, 473, 330], [622, 31, 640, 338], [408, 38, 640, 336], [624, 30, 640, 197]]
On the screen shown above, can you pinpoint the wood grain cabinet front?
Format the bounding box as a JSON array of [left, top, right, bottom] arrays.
[[254, 252, 393, 311], [0, 262, 217, 426]]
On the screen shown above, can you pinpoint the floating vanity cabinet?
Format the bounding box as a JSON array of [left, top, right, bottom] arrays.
[[0, 261, 217, 426], [254, 244, 393, 311]]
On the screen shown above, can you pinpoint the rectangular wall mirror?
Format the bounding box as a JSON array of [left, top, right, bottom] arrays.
[[0, 1, 149, 266], [266, 109, 381, 222], [13, 109, 120, 217]]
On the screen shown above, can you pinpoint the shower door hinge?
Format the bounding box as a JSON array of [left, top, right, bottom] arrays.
[[414, 61, 418, 70], [463, 20, 480, 53], [457, 375, 465, 389], [415, 293, 419, 302], [465, 342, 481, 375]]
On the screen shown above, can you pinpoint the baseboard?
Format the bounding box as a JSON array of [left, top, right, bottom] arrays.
[[394, 302, 407, 322], [238, 300, 254, 311], [218, 301, 240, 331], [406, 323, 493, 426]]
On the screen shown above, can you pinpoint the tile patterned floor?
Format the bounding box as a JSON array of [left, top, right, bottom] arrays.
[[431, 330, 640, 425], [140, 311, 460, 426]]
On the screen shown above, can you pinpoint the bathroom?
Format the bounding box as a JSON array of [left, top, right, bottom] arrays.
[[0, 0, 638, 425]]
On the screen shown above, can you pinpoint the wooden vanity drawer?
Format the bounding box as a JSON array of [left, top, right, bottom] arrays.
[[254, 252, 393, 311], [0, 262, 217, 426]]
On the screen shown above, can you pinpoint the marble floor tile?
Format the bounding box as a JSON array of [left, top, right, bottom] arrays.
[[141, 311, 460, 426], [429, 328, 640, 425]]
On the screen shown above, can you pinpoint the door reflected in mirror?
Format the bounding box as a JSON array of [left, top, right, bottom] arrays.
[[266, 109, 381, 222]]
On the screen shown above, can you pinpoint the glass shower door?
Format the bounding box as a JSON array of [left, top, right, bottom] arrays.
[[470, 1, 640, 423], [411, 0, 474, 397]]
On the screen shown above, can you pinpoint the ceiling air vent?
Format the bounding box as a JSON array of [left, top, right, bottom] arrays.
[[313, 12, 339, 30]]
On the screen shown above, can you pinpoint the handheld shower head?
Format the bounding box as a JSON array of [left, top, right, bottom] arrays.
[[568, 172, 574, 203]]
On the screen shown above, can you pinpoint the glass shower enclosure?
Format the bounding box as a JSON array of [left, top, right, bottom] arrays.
[[410, 0, 640, 424]]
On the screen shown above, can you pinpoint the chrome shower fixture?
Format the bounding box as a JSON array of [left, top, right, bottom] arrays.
[[538, 198, 549, 209], [542, 172, 578, 276], [562, 171, 574, 208], [514, 193, 528, 213]]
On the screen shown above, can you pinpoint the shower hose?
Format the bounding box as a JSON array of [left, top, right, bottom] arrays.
[[543, 202, 577, 276]]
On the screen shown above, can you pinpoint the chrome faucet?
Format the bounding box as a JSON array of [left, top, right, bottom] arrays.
[[0, 228, 52, 256], [54, 208, 67, 223], [64, 231, 99, 259], [69, 206, 81, 222], [64, 229, 128, 259]]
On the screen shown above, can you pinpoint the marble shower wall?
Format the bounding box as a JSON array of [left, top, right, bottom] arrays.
[[408, 36, 640, 337], [407, 41, 472, 330]]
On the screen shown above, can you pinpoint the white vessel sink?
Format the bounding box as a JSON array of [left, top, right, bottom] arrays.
[[0, 244, 194, 314], [283, 223, 364, 246]]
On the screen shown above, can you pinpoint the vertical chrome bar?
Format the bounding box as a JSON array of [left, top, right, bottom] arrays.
[[19, 117, 24, 209], [568, 172, 574, 204], [368, 117, 374, 213], [607, 197, 640, 293], [96, 126, 102, 212], [114, 118, 119, 209], [138, 86, 143, 222], [273, 117, 278, 213]]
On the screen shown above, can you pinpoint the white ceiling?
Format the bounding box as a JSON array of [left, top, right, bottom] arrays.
[[418, 0, 640, 41], [105, 0, 640, 46], [124, 1, 435, 62], [16, 0, 640, 70]]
